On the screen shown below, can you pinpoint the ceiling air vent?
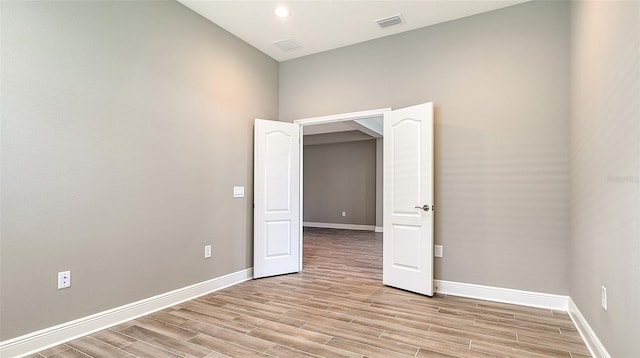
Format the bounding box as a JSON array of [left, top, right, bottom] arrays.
[[375, 14, 405, 29], [274, 38, 302, 51]]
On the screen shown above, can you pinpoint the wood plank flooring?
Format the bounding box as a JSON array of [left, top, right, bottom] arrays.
[[29, 228, 590, 358]]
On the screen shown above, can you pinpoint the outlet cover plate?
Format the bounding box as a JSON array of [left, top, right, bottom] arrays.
[[434, 245, 443, 258], [58, 271, 71, 289]]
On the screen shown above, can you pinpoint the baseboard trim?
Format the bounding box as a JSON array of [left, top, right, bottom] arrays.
[[303, 222, 375, 231], [434, 280, 569, 311], [374, 226, 383, 233], [0, 268, 253, 358], [567, 297, 610, 358]]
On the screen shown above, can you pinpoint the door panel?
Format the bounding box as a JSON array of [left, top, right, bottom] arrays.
[[383, 103, 434, 296], [266, 221, 291, 257], [254, 119, 300, 279], [392, 225, 422, 270]]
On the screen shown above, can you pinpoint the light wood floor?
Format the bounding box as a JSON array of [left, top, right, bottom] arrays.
[[29, 228, 590, 358]]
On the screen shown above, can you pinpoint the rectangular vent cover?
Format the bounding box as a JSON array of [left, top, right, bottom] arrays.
[[375, 14, 404, 29], [274, 38, 302, 51]]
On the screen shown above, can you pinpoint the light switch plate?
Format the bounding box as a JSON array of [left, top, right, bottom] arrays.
[[233, 186, 245, 198]]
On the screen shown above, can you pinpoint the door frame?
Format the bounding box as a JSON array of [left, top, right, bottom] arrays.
[[293, 108, 391, 269]]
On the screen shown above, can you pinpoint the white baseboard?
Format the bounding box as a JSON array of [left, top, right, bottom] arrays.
[[303, 222, 375, 231], [0, 268, 253, 358], [374, 226, 383, 233], [433, 280, 569, 311], [568, 297, 610, 358]]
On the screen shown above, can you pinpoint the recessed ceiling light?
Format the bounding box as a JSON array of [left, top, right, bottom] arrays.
[[274, 6, 290, 18]]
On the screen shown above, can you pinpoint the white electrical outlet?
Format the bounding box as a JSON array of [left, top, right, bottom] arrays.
[[434, 245, 443, 258], [204, 245, 212, 258], [601, 286, 607, 310], [341, 211, 346, 217], [58, 271, 71, 289]]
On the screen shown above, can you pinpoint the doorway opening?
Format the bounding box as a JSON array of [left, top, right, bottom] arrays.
[[254, 103, 434, 296], [296, 110, 386, 276]]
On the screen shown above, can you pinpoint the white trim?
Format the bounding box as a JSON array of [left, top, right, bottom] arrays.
[[303, 222, 375, 231], [294, 108, 391, 126], [568, 297, 611, 358], [0, 268, 253, 358], [433, 280, 568, 311], [299, 124, 304, 272], [375, 226, 383, 233]]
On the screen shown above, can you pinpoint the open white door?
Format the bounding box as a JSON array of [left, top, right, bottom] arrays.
[[254, 119, 300, 279], [383, 103, 434, 296]]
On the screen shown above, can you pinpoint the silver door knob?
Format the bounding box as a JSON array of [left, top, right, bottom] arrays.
[[414, 205, 430, 211]]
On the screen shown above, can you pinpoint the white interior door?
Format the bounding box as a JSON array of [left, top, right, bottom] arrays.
[[254, 119, 300, 279], [383, 103, 434, 296]]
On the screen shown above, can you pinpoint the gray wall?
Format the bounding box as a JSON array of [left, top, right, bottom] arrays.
[[281, 1, 571, 294], [0, 0, 278, 340], [570, 1, 640, 356], [303, 137, 376, 226]]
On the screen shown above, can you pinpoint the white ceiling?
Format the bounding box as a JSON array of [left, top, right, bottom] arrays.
[[302, 117, 383, 137], [302, 121, 356, 136], [178, 0, 529, 62]]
